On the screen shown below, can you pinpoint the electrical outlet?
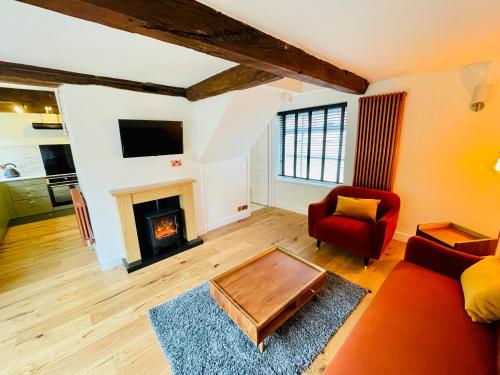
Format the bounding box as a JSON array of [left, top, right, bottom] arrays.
[[241, 204, 248, 210], [171, 159, 182, 167]]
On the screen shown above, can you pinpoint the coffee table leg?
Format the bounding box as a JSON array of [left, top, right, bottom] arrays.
[[258, 342, 264, 353]]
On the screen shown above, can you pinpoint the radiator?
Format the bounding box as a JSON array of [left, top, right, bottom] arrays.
[[353, 92, 407, 191], [70, 187, 95, 246]]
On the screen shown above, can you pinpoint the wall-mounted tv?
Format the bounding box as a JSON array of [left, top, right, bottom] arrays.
[[118, 120, 183, 158]]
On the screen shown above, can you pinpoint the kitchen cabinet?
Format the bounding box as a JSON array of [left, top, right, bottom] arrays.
[[5, 178, 53, 218], [0, 183, 14, 242]]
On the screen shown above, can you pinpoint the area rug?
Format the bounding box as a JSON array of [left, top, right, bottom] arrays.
[[149, 273, 367, 375]]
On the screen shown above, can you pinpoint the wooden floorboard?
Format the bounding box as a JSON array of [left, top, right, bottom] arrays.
[[0, 207, 405, 374]]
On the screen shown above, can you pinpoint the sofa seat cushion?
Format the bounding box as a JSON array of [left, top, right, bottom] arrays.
[[315, 215, 373, 257], [324, 261, 496, 375]]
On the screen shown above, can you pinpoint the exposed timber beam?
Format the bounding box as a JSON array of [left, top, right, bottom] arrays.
[[186, 65, 280, 101], [18, 0, 369, 94], [0, 61, 186, 97], [0, 87, 59, 114]]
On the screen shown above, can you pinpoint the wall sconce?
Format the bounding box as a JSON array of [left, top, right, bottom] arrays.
[[470, 84, 492, 112], [495, 153, 500, 172]]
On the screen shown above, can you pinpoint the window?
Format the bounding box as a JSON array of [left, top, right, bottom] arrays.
[[278, 103, 347, 184]]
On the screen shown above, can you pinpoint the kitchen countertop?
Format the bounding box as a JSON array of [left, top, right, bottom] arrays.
[[0, 174, 47, 183]]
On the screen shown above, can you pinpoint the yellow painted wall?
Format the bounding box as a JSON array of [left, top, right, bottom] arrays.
[[368, 62, 500, 252]]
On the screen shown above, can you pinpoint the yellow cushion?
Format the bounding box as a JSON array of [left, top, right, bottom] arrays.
[[460, 256, 500, 323], [334, 196, 380, 222]]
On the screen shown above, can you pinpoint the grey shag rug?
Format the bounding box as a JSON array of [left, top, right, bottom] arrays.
[[149, 273, 367, 375]]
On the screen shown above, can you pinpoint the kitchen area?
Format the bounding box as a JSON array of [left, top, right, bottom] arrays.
[[0, 86, 79, 243]]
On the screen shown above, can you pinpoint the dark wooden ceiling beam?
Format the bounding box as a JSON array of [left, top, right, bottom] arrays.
[[186, 65, 280, 101], [18, 0, 369, 94], [0, 60, 186, 97], [0, 87, 59, 114]]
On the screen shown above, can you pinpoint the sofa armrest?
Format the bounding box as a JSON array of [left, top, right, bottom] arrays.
[[308, 199, 330, 237], [372, 208, 400, 258], [404, 236, 482, 279]]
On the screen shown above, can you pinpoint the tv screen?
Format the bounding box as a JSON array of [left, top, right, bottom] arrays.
[[118, 120, 183, 158]]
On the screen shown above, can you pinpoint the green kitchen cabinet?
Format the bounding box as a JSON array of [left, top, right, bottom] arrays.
[[0, 183, 15, 242], [5, 178, 53, 218]]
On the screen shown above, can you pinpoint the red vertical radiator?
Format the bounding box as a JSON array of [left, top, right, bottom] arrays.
[[70, 187, 95, 246]]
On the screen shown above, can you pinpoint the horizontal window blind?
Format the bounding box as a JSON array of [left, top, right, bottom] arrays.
[[278, 103, 347, 184]]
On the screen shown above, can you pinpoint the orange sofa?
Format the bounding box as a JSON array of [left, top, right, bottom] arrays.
[[324, 236, 499, 375]]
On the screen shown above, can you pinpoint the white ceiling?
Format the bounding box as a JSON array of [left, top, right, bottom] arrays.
[[0, 1, 236, 87], [199, 0, 500, 81], [1, 0, 500, 88]]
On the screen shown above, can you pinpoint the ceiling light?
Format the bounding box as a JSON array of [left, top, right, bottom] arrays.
[[13, 105, 24, 113]]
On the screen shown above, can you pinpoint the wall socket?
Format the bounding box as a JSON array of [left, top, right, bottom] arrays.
[[237, 204, 249, 212], [171, 159, 182, 167]]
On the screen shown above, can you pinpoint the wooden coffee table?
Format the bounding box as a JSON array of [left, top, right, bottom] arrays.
[[209, 246, 327, 352]]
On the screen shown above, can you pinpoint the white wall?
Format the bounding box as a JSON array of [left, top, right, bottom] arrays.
[[197, 86, 286, 163], [249, 126, 269, 206], [0, 112, 66, 146], [269, 89, 360, 214], [191, 93, 233, 160], [58, 84, 283, 269], [58, 85, 207, 269], [367, 62, 500, 245], [0, 112, 68, 177], [202, 157, 250, 230], [264, 62, 500, 250]]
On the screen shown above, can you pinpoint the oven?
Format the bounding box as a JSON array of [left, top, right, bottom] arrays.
[[46, 174, 78, 207], [39, 144, 76, 176]]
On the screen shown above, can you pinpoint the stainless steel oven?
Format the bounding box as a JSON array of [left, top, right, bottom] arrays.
[[46, 174, 78, 207]]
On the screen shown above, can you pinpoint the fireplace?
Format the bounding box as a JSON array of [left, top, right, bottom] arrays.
[[145, 208, 181, 255], [111, 179, 203, 273]]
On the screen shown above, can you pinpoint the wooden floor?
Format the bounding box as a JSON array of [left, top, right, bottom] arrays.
[[0, 207, 405, 374]]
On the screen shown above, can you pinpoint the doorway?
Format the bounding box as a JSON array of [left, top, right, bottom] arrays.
[[249, 125, 269, 211]]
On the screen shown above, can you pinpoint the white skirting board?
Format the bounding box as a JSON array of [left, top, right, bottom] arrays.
[[206, 211, 250, 232], [273, 201, 308, 215], [394, 231, 412, 243], [98, 252, 123, 270]]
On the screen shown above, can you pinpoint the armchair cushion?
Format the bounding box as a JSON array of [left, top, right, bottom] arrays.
[[315, 215, 373, 257], [334, 195, 380, 222]]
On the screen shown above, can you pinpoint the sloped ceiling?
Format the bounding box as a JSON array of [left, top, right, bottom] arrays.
[[199, 0, 500, 81], [193, 87, 286, 163], [0, 1, 236, 87]]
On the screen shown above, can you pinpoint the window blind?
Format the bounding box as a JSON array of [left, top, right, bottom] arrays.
[[278, 103, 347, 184]]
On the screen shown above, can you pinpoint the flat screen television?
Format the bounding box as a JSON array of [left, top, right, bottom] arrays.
[[118, 120, 183, 158]]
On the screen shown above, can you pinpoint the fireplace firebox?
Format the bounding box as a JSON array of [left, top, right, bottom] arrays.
[[145, 208, 181, 256]]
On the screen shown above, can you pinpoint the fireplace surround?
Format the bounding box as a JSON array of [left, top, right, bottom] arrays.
[[111, 179, 203, 272]]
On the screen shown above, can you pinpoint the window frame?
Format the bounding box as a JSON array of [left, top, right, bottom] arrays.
[[277, 102, 347, 184]]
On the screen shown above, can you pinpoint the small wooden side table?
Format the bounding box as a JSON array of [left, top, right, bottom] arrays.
[[416, 222, 499, 256]]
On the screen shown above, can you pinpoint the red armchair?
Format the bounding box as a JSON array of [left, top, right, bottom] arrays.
[[308, 185, 400, 266]]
